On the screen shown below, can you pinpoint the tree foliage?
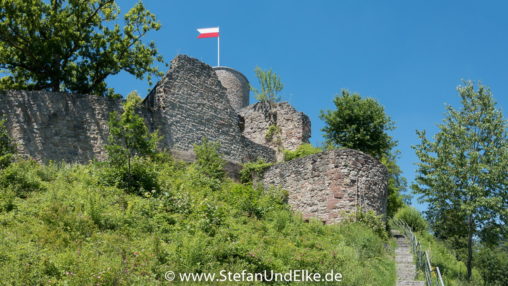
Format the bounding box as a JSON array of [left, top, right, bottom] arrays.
[[251, 66, 283, 103], [106, 91, 160, 176], [320, 90, 395, 159], [0, 0, 164, 96], [412, 81, 508, 280]]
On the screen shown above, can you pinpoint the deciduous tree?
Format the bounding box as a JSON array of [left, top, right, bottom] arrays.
[[0, 0, 164, 96], [412, 82, 508, 280]]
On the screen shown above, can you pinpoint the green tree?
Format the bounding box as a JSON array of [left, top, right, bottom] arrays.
[[412, 82, 508, 280], [106, 91, 160, 173], [251, 67, 283, 103], [381, 153, 408, 218], [0, 0, 164, 96], [320, 90, 406, 217], [320, 90, 395, 159]]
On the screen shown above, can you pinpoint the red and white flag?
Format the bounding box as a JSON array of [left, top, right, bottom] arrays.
[[197, 27, 220, 38]]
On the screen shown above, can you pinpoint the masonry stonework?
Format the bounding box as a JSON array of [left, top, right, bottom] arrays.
[[213, 66, 250, 112], [0, 91, 120, 163], [260, 148, 388, 223], [143, 55, 274, 165], [0, 54, 388, 223], [239, 101, 311, 161]]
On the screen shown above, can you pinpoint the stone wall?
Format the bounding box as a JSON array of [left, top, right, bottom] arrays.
[[0, 91, 120, 163], [142, 55, 275, 164], [260, 148, 388, 224], [213, 67, 250, 112], [0, 55, 275, 166], [239, 101, 311, 161]]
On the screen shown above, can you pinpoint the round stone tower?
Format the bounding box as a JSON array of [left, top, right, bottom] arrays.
[[213, 66, 250, 111]]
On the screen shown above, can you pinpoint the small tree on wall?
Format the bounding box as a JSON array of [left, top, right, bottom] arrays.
[[251, 67, 283, 103]]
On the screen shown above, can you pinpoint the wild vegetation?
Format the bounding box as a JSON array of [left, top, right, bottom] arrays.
[[0, 151, 396, 285]]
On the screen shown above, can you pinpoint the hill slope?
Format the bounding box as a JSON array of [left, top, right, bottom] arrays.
[[0, 159, 395, 285]]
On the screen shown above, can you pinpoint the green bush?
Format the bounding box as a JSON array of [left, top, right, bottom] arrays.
[[416, 231, 483, 285], [102, 156, 160, 196], [476, 245, 508, 286], [265, 124, 281, 141], [283, 143, 322, 161], [194, 138, 225, 184], [239, 159, 273, 183], [394, 206, 428, 232], [0, 119, 15, 169], [0, 160, 45, 199], [344, 209, 388, 240]]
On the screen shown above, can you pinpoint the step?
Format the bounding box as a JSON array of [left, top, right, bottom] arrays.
[[394, 233, 425, 286]]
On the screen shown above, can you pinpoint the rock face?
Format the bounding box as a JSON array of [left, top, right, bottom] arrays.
[[239, 101, 311, 161], [260, 148, 388, 223], [0, 91, 120, 163]]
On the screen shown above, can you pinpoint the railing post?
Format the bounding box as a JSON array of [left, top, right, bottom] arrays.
[[436, 267, 445, 286]]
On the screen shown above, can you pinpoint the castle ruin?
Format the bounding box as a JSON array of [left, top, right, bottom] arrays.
[[0, 55, 387, 223]]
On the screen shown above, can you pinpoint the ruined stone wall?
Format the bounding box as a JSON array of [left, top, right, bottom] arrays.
[[239, 101, 311, 161], [260, 148, 388, 224], [0, 56, 275, 166], [213, 67, 250, 112], [0, 91, 120, 163], [143, 55, 275, 164]]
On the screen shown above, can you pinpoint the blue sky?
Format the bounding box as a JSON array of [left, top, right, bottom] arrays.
[[109, 0, 508, 211]]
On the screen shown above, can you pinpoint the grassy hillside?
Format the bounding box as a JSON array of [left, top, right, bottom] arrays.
[[0, 158, 395, 285]]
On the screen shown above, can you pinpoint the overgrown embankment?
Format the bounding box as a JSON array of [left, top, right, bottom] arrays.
[[0, 157, 395, 285]]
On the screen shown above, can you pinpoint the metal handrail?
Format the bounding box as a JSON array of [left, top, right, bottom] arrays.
[[393, 219, 445, 286]]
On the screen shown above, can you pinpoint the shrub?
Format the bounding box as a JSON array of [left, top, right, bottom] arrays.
[[0, 159, 396, 285], [239, 159, 273, 183], [0, 119, 15, 169], [283, 143, 322, 161], [394, 206, 428, 232], [344, 209, 388, 240], [102, 157, 160, 196], [476, 245, 508, 286], [265, 124, 281, 141], [0, 160, 45, 198], [193, 138, 225, 183]]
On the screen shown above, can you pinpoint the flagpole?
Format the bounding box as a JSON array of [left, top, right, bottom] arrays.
[[217, 32, 220, 66]]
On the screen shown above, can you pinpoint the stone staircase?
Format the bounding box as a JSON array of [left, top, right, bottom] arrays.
[[393, 230, 425, 286]]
